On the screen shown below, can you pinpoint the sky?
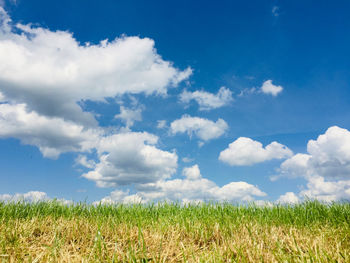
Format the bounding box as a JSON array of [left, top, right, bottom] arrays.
[[0, 0, 350, 204]]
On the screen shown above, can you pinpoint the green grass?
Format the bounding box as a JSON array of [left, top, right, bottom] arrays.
[[0, 200, 349, 262]]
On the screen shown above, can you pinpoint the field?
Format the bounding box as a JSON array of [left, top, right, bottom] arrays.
[[0, 201, 349, 262]]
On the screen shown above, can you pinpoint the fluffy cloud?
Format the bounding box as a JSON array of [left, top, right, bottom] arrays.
[[0, 103, 101, 158], [299, 176, 350, 202], [182, 164, 201, 180], [219, 137, 293, 166], [277, 177, 350, 203], [278, 126, 350, 180], [307, 126, 350, 179], [276, 192, 299, 204], [170, 115, 228, 141], [115, 106, 143, 128], [179, 87, 233, 110], [0, 7, 191, 162], [97, 165, 266, 204], [260, 80, 283, 96], [0, 8, 191, 125], [276, 126, 350, 202], [81, 132, 178, 188], [274, 154, 311, 180]]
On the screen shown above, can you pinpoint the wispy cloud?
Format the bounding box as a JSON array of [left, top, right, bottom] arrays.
[[272, 6, 280, 17]]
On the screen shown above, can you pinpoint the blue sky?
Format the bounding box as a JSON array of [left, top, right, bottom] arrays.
[[1, 0, 350, 204]]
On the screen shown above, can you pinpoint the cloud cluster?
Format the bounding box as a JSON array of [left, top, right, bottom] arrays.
[[0, 7, 191, 126], [0, 7, 190, 163], [276, 126, 350, 202], [219, 137, 293, 166], [170, 115, 228, 142], [97, 165, 266, 204], [180, 86, 233, 111]]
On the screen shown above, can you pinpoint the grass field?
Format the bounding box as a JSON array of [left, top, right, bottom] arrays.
[[0, 201, 349, 262]]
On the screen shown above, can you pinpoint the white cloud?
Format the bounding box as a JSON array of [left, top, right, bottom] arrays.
[[273, 153, 311, 180], [219, 137, 293, 166], [82, 132, 178, 188], [170, 115, 228, 141], [0, 191, 72, 204], [307, 126, 350, 179], [97, 165, 266, 204], [115, 106, 143, 128], [0, 8, 192, 163], [299, 176, 350, 202], [278, 126, 350, 181], [179, 86, 233, 110], [260, 80, 283, 96], [0, 8, 191, 125], [0, 103, 101, 159], [75, 155, 96, 169], [95, 190, 144, 205], [0, 91, 5, 102], [275, 126, 350, 202], [0, 191, 48, 202], [276, 192, 299, 204], [277, 177, 350, 204], [182, 164, 201, 180], [157, 120, 167, 129]]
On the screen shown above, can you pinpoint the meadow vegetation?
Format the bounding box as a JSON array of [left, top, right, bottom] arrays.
[[0, 200, 349, 262]]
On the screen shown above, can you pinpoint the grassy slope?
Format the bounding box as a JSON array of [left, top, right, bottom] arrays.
[[0, 201, 349, 262]]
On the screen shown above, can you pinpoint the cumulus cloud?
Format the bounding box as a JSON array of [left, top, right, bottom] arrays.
[[278, 126, 350, 181], [115, 106, 143, 128], [219, 137, 293, 166], [82, 132, 178, 188], [275, 126, 350, 202], [182, 164, 201, 180], [0, 103, 101, 158], [0, 7, 191, 125], [260, 80, 283, 96], [170, 115, 228, 142], [276, 177, 350, 204], [0, 7, 192, 163], [276, 192, 299, 204], [96, 165, 266, 204], [179, 87, 233, 110], [299, 176, 350, 202]]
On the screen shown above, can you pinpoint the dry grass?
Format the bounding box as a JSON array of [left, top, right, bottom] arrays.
[[0, 201, 349, 262]]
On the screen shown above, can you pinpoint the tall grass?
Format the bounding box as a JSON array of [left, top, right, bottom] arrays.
[[0, 200, 349, 262]]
